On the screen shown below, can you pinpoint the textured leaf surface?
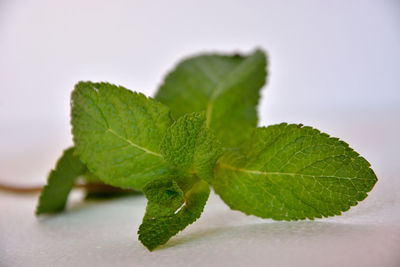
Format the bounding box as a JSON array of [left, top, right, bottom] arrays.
[[71, 82, 173, 190], [155, 49, 267, 147], [138, 176, 210, 251], [36, 147, 86, 215], [160, 112, 222, 182], [212, 123, 377, 220]]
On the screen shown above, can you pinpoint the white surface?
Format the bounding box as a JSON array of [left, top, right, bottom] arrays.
[[1, 0, 400, 266]]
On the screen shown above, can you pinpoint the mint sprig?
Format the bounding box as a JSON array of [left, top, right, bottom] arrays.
[[36, 49, 377, 251]]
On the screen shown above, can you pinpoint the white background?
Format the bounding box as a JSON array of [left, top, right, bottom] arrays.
[[1, 1, 399, 266]]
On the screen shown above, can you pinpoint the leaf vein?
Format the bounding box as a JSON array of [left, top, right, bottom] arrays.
[[106, 128, 162, 158]]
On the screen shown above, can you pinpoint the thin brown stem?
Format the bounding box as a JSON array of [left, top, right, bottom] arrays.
[[0, 182, 133, 194], [0, 183, 44, 193]]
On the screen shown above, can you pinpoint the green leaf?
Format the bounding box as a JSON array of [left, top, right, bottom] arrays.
[[36, 147, 86, 215], [71, 82, 174, 190], [212, 123, 378, 220], [138, 176, 210, 251], [160, 112, 222, 182], [155, 49, 267, 148]]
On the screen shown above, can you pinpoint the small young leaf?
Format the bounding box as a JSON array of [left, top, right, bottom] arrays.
[[71, 82, 174, 190], [155, 49, 267, 147], [36, 147, 86, 215], [212, 123, 377, 220], [138, 176, 210, 251], [160, 112, 222, 182]]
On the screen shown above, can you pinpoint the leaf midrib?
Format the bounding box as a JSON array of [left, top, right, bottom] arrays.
[[106, 128, 162, 158], [204, 56, 251, 127], [218, 162, 370, 181]]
